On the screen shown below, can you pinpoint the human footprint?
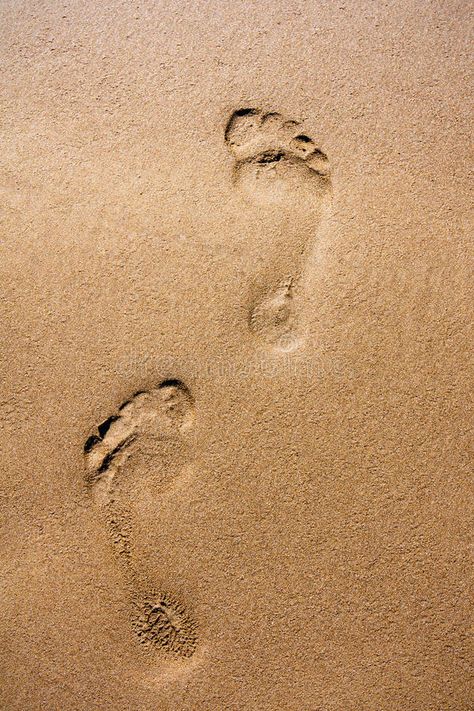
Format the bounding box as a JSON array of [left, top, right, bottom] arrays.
[[225, 108, 332, 351], [84, 380, 198, 658]]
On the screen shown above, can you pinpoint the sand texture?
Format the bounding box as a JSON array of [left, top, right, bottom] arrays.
[[0, 1, 473, 709]]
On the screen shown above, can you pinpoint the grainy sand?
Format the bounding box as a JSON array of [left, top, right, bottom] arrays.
[[0, 1, 473, 709]]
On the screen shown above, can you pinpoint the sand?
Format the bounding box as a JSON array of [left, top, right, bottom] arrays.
[[0, 1, 473, 709]]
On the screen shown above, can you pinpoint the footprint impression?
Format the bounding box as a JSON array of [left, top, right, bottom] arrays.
[[225, 108, 332, 351], [84, 380, 198, 658]]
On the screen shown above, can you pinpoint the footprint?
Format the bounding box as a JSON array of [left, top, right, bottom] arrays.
[[84, 379, 198, 658], [248, 277, 301, 352], [85, 380, 194, 499], [133, 591, 197, 658], [225, 108, 330, 208], [225, 108, 332, 351]]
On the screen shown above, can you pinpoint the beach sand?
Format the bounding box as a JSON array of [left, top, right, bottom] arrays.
[[0, 1, 472, 709]]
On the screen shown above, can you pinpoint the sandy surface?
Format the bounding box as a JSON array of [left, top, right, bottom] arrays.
[[0, 1, 473, 709]]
